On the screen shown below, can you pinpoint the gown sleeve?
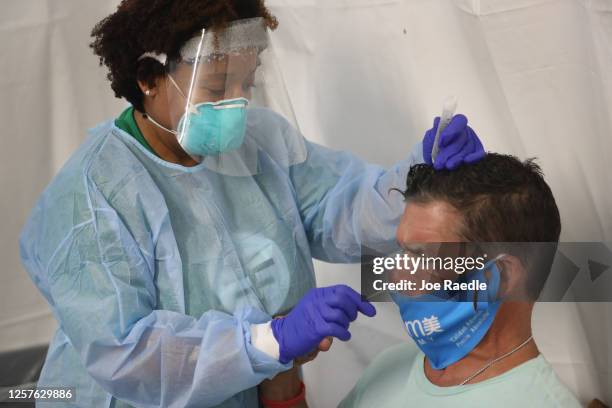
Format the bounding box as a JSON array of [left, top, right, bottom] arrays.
[[19, 167, 290, 408], [290, 140, 423, 262]]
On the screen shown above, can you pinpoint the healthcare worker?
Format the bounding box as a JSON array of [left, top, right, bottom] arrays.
[[19, 0, 485, 407]]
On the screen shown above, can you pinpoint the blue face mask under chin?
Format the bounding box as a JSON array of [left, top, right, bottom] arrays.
[[390, 257, 503, 370]]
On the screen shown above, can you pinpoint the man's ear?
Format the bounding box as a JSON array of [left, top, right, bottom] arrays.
[[494, 255, 528, 299]]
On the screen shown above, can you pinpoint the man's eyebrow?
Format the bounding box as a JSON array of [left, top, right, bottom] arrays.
[[402, 243, 426, 254]]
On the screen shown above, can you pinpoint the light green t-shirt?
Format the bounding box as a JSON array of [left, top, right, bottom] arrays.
[[339, 343, 581, 408]]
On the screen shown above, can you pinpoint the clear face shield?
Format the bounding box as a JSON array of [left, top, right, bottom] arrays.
[[144, 17, 306, 175]]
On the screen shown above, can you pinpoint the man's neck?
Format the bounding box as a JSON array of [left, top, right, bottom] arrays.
[[423, 302, 539, 387]]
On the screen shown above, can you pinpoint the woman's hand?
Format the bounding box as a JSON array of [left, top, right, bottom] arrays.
[[271, 285, 376, 364], [422, 114, 485, 170]]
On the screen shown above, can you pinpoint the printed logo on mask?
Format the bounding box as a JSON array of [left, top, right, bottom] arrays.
[[404, 315, 444, 340], [391, 258, 504, 369]]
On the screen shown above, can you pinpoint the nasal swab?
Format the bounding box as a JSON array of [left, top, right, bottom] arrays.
[[431, 96, 458, 164]]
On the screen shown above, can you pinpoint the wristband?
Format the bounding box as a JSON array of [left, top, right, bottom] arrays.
[[260, 381, 305, 408]]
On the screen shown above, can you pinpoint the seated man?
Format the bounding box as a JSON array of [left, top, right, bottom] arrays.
[[340, 154, 581, 407]]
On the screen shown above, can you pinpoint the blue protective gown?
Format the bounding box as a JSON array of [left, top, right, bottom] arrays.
[[20, 109, 422, 407]]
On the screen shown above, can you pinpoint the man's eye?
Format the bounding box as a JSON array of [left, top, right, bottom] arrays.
[[401, 249, 419, 258]]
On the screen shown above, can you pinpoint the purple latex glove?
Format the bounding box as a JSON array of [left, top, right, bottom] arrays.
[[271, 285, 376, 364], [422, 114, 485, 170]]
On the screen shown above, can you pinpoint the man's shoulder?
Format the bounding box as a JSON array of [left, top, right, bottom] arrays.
[[339, 348, 582, 408], [508, 354, 582, 407], [463, 354, 582, 407]]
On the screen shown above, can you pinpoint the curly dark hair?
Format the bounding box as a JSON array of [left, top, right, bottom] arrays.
[[90, 0, 278, 112], [399, 153, 561, 243]]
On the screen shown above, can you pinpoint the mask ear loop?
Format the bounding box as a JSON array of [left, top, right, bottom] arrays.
[[137, 52, 180, 135], [167, 74, 188, 100], [140, 71, 197, 137], [472, 253, 507, 311], [164, 74, 194, 145]]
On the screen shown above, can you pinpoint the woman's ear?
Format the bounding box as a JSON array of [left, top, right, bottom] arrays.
[[495, 255, 528, 299], [138, 79, 158, 98]]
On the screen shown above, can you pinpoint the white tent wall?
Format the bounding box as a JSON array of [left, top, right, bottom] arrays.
[[0, 1, 126, 354], [0, 0, 610, 406]]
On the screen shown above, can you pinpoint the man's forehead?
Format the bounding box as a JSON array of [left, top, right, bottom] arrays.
[[398, 200, 463, 244]]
